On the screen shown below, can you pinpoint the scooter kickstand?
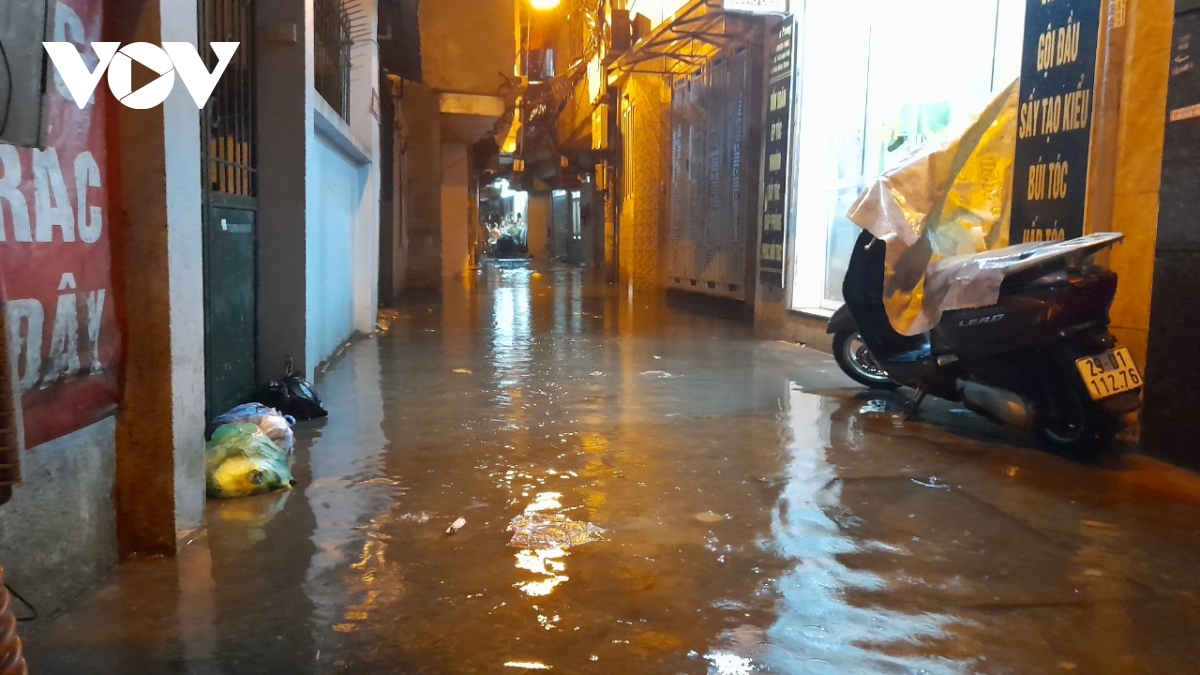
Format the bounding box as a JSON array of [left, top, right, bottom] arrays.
[[905, 386, 928, 422]]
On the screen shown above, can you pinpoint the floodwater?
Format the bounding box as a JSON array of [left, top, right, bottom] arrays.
[[25, 268, 1200, 674]]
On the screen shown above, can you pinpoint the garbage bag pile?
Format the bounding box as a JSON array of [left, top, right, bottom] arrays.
[[205, 404, 296, 499], [257, 358, 328, 421], [205, 402, 296, 452]]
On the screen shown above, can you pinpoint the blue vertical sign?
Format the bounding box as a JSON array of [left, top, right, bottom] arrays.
[[1010, 0, 1103, 244], [760, 17, 795, 284]]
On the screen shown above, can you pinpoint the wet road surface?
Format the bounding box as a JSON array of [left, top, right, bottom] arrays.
[[24, 268, 1200, 674]]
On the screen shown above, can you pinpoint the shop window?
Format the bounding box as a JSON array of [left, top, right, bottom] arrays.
[[788, 0, 1026, 313], [529, 49, 556, 82]]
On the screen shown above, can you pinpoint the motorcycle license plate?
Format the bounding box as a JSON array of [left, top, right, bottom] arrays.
[[1075, 347, 1142, 401]]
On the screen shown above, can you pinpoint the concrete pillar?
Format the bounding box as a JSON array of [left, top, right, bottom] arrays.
[[441, 143, 470, 279], [528, 193, 551, 260], [255, 0, 311, 379], [379, 75, 399, 306], [398, 81, 443, 290], [108, 0, 206, 555], [346, 0, 381, 335]]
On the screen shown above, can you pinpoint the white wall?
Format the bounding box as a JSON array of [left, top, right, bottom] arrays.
[[307, 132, 365, 370], [302, 0, 380, 375]]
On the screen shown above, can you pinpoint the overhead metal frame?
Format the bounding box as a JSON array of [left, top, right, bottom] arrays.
[[608, 0, 765, 78]]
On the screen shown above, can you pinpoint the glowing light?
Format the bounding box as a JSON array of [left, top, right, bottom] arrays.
[[524, 492, 563, 513], [529, 0, 560, 9]]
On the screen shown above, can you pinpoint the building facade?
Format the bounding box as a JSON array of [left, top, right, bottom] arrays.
[[571, 0, 1192, 467], [379, 0, 518, 295], [0, 0, 384, 614], [755, 0, 1181, 466]]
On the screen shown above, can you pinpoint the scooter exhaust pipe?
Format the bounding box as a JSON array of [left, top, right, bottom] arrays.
[[959, 380, 1033, 429]]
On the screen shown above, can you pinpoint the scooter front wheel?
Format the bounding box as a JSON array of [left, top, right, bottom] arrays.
[[833, 330, 899, 390]]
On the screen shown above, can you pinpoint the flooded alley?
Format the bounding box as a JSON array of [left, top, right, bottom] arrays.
[[24, 269, 1200, 675]]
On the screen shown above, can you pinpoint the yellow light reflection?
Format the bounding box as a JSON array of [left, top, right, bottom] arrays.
[[529, 0, 560, 9], [583, 433, 607, 452], [513, 547, 570, 597], [515, 547, 567, 574], [516, 578, 567, 597], [524, 492, 563, 513]]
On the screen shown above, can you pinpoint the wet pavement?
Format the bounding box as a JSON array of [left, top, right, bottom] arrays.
[[24, 268, 1200, 674]]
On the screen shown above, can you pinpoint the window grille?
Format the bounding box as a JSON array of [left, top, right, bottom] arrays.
[[315, 0, 353, 120], [199, 0, 257, 197]]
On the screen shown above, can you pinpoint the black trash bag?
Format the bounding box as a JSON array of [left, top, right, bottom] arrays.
[[257, 358, 329, 421]]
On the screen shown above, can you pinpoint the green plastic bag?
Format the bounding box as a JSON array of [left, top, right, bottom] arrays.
[[205, 424, 295, 499]]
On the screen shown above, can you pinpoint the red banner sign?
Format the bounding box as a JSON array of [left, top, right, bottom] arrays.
[[1, 0, 120, 448]]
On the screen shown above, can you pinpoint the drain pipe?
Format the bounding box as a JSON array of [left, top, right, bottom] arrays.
[[0, 305, 27, 675]]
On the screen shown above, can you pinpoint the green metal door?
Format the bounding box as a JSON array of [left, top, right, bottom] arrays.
[[204, 206, 257, 417]]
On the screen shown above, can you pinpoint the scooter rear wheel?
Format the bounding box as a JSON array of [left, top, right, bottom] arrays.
[[1034, 380, 1119, 456], [833, 330, 899, 390]]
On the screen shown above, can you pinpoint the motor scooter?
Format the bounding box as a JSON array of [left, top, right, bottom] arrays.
[[828, 229, 1142, 454]]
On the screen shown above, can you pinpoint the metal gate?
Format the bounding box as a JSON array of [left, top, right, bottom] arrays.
[[551, 191, 570, 262], [199, 0, 258, 418], [665, 46, 758, 301]]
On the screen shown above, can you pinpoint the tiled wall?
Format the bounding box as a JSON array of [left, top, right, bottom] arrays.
[[618, 75, 670, 290], [1108, 0, 1174, 377], [1141, 1, 1200, 466]]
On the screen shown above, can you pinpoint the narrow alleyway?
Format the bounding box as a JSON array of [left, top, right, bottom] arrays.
[[24, 268, 1200, 675]]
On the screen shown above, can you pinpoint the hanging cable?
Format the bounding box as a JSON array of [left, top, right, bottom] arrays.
[[0, 38, 14, 137]]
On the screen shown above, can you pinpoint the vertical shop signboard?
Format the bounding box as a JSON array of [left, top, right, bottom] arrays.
[[0, 0, 120, 448], [1010, 0, 1102, 244], [759, 17, 795, 285]]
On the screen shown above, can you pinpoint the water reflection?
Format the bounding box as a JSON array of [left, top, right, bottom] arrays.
[[513, 547, 570, 598], [491, 272, 533, 376], [178, 536, 216, 675], [761, 385, 967, 675], [512, 491, 573, 599], [25, 272, 1200, 675], [301, 340, 397, 657], [552, 270, 585, 336]]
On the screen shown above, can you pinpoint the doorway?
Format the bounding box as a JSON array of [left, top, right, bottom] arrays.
[[199, 0, 258, 418]]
